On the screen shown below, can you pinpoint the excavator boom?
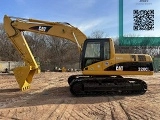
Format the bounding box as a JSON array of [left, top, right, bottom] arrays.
[[3, 15, 86, 91]]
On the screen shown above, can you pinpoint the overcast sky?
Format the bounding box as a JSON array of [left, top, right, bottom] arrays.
[[0, 0, 159, 37]]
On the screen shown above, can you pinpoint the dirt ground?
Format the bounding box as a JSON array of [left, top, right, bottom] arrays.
[[0, 72, 160, 120]]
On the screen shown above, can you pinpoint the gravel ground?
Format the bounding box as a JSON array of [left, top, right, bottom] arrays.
[[0, 72, 160, 120]]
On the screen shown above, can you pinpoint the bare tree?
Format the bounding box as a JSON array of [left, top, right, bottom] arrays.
[[89, 30, 105, 38], [25, 33, 79, 71], [0, 23, 20, 61], [46, 36, 79, 70]]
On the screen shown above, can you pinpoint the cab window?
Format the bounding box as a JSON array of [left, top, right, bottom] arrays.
[[104, 41, 110, 60], [85, 42, 100, 58], [84, 42, 101, 67]]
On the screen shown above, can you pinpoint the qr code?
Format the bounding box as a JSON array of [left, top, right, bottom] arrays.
[[133, 10, 154, 31]]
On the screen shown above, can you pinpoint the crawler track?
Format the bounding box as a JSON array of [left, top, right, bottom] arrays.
[[69, 75, 147, 96]]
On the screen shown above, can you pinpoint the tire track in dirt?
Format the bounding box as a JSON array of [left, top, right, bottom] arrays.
[[82, 104, 103, 119], [129, 107, 160, 120], [44, 99, 76, 120], [15, 107, 31, 120], [99, 103, 112, 120], [0, 104, 65, 120], [85, 104, 110, 119], [48, 104, 68, 119], [119, 102, 132, 120], [33, 105, 46, 119], [1, 108, 18, 120], [123, 102, 149, 119], [108, 97, 131, 120], [117, 95, 160, 120], [138, 107, 160, 119], [1, 106, 33, 119], [28, 106, 37, 119], [58, 100, 76, 120], [16, 107, 26, 120], [129, 108, 148, 120], [70, 97, 112, 120], [67, 110, 79, 120], [72, 110, 92, 120], [37, 104, 58, 120]]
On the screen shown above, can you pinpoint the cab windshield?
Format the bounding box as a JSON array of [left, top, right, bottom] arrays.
[[85, 42, 100, 58]]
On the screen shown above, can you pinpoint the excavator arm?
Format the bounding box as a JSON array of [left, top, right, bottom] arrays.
[[3, 15, 87, 91]]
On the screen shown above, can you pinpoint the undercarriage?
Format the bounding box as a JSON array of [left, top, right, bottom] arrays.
[[68, 75, 147, 96]]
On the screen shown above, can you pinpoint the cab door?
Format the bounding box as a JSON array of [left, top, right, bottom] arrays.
[[81, 38, 111, 70]]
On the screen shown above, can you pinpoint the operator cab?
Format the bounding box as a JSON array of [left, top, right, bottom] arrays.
[[81, 38, 113, 70]]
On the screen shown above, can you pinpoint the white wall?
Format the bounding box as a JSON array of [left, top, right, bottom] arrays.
[[0, 61, 24, 72]]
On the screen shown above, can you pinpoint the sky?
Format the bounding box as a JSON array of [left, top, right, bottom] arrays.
[[0, 0, 160, 37], [0, 0, 118, 37]]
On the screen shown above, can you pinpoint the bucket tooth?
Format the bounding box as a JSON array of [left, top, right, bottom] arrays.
[[21, 80, 30, 91], [13, 66, 37, 91]]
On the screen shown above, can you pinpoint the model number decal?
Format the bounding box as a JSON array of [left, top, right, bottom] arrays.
[[138, 67, 149, 71]]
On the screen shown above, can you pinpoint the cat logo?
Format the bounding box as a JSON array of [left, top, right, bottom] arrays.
[[29, 26, 52, 32], [116, 66, 123, 71]]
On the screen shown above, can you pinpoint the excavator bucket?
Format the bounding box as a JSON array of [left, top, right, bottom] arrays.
[[13, 66, 37, 91]]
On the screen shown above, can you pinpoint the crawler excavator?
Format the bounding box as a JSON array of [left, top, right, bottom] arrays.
[[3, 15, 153, 96]]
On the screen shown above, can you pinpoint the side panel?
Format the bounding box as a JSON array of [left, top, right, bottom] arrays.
[[82, 60, 153, 75]]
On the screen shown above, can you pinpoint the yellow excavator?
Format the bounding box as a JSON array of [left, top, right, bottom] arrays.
[[3, 15, 153, 96]]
